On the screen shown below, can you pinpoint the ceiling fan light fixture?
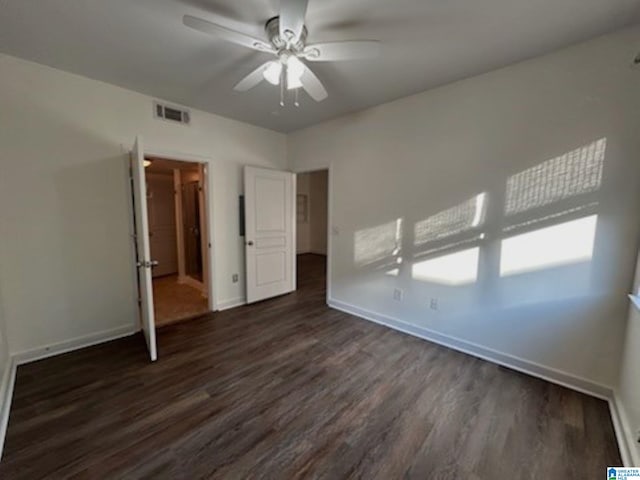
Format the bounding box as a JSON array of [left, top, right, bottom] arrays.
[[287, 74, 303, 90], [306, 48, 320, 59], [263, 61, 282, 85], [286, 56, 305, 90], [184, 2, 380, 104]]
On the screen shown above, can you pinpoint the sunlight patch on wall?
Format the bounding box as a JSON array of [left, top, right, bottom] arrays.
[[505, 139, 605, 216], [414, 193, 486, 246], [412, 247, 480, 286], [354, 218, 403, 266], [500, 215, 598, 277], [416, 233, 486, 259], [503, 202, 598, 233]]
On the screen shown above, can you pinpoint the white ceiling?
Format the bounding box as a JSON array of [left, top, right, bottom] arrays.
[[1, 0, 639, 132]]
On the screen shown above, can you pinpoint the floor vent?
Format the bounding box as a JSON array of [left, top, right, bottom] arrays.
[[153, 101, 191, 125]]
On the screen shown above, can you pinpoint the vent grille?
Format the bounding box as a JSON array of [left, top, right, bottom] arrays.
[[153, 102, 191, 125]]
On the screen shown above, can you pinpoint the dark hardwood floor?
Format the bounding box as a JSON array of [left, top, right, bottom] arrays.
[[1, 254, 620, 478]]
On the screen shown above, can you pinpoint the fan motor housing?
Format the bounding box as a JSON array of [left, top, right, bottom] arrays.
[[265, 16, 307, 52]]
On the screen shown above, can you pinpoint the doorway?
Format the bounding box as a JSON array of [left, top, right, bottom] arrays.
[[144, 157, 211, 327], [295, 169, 329, 289]]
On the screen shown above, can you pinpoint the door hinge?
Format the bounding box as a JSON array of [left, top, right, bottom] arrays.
[[137, 260, 159, 268]]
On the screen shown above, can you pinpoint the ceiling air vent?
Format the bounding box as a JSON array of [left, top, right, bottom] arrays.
[[153, 101, 191, 125]]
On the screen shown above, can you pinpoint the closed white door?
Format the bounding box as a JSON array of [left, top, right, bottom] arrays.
[[244, 166, 296, 303], [131, 136, 157, 361]]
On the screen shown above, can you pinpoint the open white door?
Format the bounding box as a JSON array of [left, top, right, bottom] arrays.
[[244, 166, 296, 303], [131, 136, 158, 361]]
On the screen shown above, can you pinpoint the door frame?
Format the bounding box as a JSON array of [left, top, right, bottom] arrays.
[[137, 146, 217, 313], [294, 165, 333, 305]]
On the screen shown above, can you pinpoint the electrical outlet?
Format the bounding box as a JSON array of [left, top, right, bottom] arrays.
[[232, 274, 239, 283], [430, 298, 439, 310], [393, 288, 403, 301]]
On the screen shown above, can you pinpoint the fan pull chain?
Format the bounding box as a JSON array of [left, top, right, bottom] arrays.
[[279, 66, 285, 107], [294, 88, 299, 107]]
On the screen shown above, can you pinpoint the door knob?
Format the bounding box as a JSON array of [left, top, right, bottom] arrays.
[[247, 241, 254, 246], [150, 260, 159, 267]]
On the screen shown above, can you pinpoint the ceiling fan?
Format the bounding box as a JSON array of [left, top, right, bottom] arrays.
[[183, 0, 380, 106]]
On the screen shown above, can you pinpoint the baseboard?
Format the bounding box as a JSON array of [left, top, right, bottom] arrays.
[[328, 298, 613, 400], [12, 325, 137, 366], [0, 357, 16, 460], [217, 297, 246, 311], [610, 392, 639, 466]]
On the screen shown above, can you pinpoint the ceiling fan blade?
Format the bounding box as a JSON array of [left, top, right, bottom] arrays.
[[233, 62, 271, 92], [183, 15, 274, 53], [300, 64, 328, 102], [303, 41, 380, 62], [279, 0, 308, 43]]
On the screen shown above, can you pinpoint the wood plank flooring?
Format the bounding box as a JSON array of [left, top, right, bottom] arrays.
[[1, 254, 620, 478]]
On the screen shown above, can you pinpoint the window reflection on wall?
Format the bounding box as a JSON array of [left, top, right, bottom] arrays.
[[412, 247, 480, 286], [504, 139, 605, 217], [354, 218, 403, 267], [353, 138, 606, 301], [411, 193, 486, 286], [503, 202, 599, 233], [414, 193, 486, 246], [498, 139, 605, 281], [500, 215, 598, 277]]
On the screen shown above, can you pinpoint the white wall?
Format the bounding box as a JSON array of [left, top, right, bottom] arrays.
[[296, 173, 311, 254], [617, 250, 640, 464], [0, 53, 286, 356], [309, 170, 328, 255], [288, 25, 640, 388], [0, 270, 10, 455], [0, 274, 9, 388], [296, 170, 328, 255]]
